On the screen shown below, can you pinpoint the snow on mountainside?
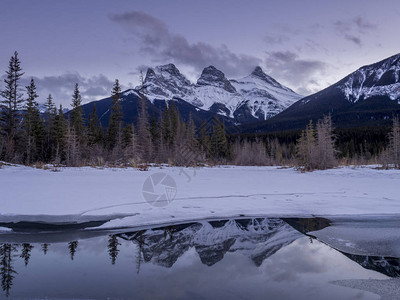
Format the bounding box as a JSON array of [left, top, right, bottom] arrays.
[[232, 67, 303, 119], [138, 64, 302, 121], [194, 66, 244, 117], [249, 53, 400, 132], [119, 218, 301, 268], [140, 64, 195, 102], [340, 53, 400, 103]]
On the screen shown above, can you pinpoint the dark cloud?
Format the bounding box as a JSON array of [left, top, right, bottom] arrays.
[[110, 11, 261, 76], [265, 51, 328, 96], [334, 16, 377, 46], [0, 73, 115, 107], [128, 64, 152, 77], [354, 17, 377, 31], [32, 73, 115, 106], [344, 34, 362, 47]]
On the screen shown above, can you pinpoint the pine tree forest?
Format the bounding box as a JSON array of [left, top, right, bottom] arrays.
[[1, 52, 400, 170]]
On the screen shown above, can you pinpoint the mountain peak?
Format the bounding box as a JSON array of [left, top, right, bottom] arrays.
[[251, 66, 266, 78], [248, 66, 289, 91], [197, 66, 236, 93], [138, 63, 301, 121], [201, 65, 225, 79], [155, 63, 180, 74], [144, 63, 191, 85], [140, 64, 193, 101]]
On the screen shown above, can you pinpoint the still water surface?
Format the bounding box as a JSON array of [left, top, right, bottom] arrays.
[[0, 217, 398, 299]]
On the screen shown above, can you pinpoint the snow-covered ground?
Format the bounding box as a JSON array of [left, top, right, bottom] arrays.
[[1, 164, 399, 298], [0, 164, 399, 230]]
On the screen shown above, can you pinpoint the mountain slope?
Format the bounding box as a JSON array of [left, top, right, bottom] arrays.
[[79, 89, 233, 129], [77, 64, 301, 127], [231, 66, 302, 119], [140, 64, 302, 123], [241, 53, 400, 132]]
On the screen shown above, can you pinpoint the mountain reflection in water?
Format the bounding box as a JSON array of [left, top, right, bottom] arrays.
[[0, 217, 398, 298]]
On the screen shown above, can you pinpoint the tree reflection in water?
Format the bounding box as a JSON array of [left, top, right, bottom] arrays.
[[0, 244, 17, 297], [0, 217, 398, 298], [68, 241, 78, 261]]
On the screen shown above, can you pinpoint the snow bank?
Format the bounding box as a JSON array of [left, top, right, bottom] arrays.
[[0, 165, 399, 229]]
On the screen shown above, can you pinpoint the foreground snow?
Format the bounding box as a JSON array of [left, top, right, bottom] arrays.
[[0, 164, 399, 229]]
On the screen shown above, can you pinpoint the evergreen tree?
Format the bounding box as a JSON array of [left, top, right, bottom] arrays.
[[69, 84, 84, 164], [170, 101, 185, 161], [137, 96, 152, 162], [186, 114, 197, 148], [122, 123, 133, 149], [389, 115, 400, 168], [156, 114, 167, 162], [178, 113, 200, 166], [169, 101, 180, 146], [198, 120, 211, 157], [44, 94, 56, 121], [0, 51, 25, 161], [66, 123, 80, 166], [122, 123, 139, 164], [149, 114, 158, 144], [70, 83, 84, 141], [210, 115, 228, 160], [161, 104, 172, 147], [43, 94, 57, 161], [22, 79, 44, 164], [88, 104, 103, 146], [106, 79, 123, 150], [52, 105, 68, 163]]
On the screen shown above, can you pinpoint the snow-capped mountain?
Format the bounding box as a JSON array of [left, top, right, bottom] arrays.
[[140, 64, 195, 102], [340, 53, 400, 102], [232, 66, 302, 119], [242, 53, 400, 132], [298, 53, 400, 107], [139, 64, 302, 122]]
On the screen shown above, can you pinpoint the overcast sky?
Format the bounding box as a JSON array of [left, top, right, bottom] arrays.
[[1, 0, 399, 106]]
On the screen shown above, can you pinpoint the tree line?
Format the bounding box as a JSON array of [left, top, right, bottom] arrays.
[[0, 52, 231, 167], [1, 51, 399, 170]]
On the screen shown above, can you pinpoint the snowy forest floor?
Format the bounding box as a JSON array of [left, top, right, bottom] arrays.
[[0, 163, 399, 229]]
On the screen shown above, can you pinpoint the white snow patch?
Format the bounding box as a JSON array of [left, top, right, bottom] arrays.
[[0, 165, 399, 228]]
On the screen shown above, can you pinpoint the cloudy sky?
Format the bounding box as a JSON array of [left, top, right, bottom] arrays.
[[1, 0, 399, 106]]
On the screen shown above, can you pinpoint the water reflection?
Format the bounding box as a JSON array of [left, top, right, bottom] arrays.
[[20, 244, 33, 267], [342, 253, 400, 278], [0, 244, 17, 297], [0, 217, 398, 298], [41, 243, 49, 255], [119, 218, 301, 269], [108, 235, 121, 265]]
